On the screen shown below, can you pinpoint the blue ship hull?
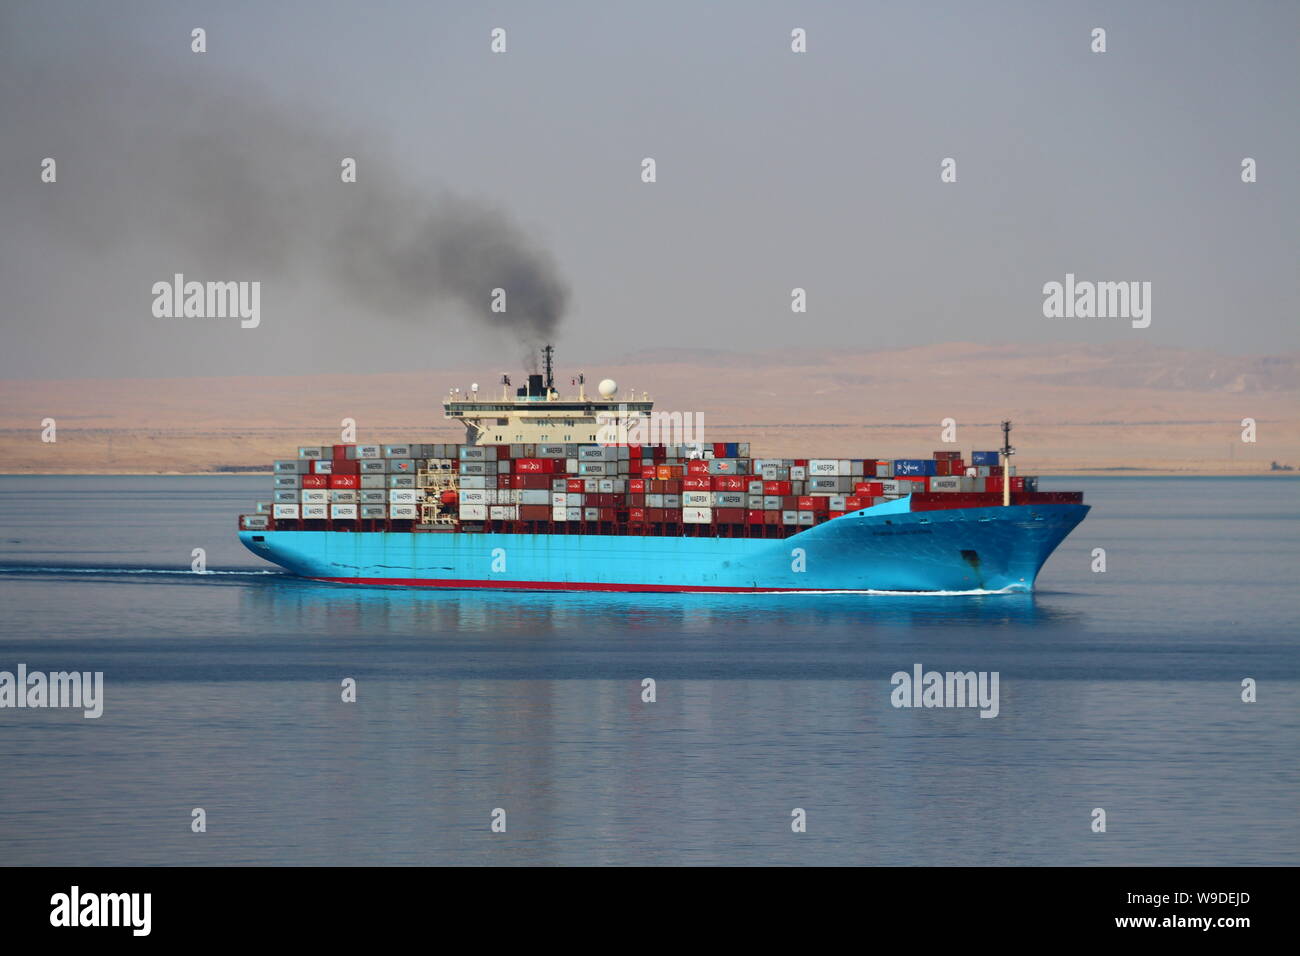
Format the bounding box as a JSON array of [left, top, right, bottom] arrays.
[[239, 499, 1089, 593]]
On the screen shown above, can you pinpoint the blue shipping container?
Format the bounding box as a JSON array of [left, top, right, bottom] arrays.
[[893, 459, 938, 476], [971, 451, 1000, 466]]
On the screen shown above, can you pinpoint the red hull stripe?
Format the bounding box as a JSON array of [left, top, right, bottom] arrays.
[[309, 575, 833, 593]]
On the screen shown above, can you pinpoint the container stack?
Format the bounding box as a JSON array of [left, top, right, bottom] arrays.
[[238, 442, 1080, 535]]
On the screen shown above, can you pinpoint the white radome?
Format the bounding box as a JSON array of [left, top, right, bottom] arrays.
[[598, 378, 618, 398]]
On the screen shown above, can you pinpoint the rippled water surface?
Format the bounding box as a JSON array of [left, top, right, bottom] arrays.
[[0, 476, 1296, 865]]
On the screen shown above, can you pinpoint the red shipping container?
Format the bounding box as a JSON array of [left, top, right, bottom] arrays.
[[746, 510, 766, 525], [763, 480, 792, 496], [567, 478, 585, 493], [519, 504, 550, 520], [332, 459, 360, 475], [684, 477, 712, 491], [854, 482, 884, 496], [599, 508, 615, 522], [328, 475, 359, 489], [652, 446, 667, 462], [715, 508, 744, 523], [715, 476, 746, 491], [829, 511, 845, 519], [933, 451, 962, 461], [845, 496, 864, 509], [629, 479, 645, 493], [642, 466, 657, 479], [781, 495, 800, 510], [626, 445, 642, 460], [764, 511, 781, 525], [646, 508, 665, 522], [629, 508, 646, 523], [332, 444, 353, 459], [989, 465, 1005, 476], [628, 494, 645, 506], [664, 479, 682, 494], [797, 496, 816, 510], [861, 461, 878, 477], [686, 460, 710, 476], [302, 475, 328, 489], [794, 460, 808, 467], [496, 446, 511, 459], [934, 460, 952, 476]]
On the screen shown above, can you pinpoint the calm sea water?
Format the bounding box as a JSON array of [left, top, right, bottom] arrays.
[[0, 475, 1295, 866]]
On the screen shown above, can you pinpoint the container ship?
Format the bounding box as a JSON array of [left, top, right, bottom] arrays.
[[237, 348, 1088, 592]]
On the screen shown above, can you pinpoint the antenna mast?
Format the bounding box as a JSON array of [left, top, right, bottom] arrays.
[[1001, 420, 1015, 507], [542, 345, 554, 392]]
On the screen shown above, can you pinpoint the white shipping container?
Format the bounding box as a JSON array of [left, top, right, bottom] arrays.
[[683, 507, 713, 524], [713, 492, 744, 508], [518, 490, 550, 506], [329, 490, 358, 503], [357, 445, 382, 459], [781, 510, 799, 525], [390, 504, 419, 519], [808, 459, 840, 476], [331, 504, 358, 519], [566, 507, 582, 521], [790, 466, 807, 481], [273, 504, 300, 519], [301, 490, 328, 504], [683, 491, 711, 507], [302, 504, 328, 519], [552, 507, 568, 521], [459, 489, 488, 506], [489, 505, 518, 520], [389, 490, 418, 505]]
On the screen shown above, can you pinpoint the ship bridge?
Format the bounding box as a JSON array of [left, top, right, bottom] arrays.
[[443, 346, 652, 445]]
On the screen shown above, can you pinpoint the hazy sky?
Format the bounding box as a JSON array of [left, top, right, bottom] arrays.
[[2, 0, 1297, 380]]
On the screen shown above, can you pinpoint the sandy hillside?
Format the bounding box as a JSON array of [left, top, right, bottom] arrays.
[[1, 342, 1296, 475]]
